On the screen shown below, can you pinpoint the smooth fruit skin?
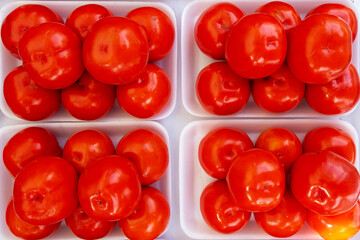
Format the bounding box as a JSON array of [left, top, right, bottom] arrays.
[[78, 155, 141, 221], [83, 17, 149, 85], [3, 66, 61, 121], [254, 188, 307, 238], [252, 64, 305, 113], [198, 127, 253, 179], [305, 64, 360, 115], [307, 201, 360, 240], [3, 127, 61, 178], [1, 4, 63, 58], [255, 1, 301, 33], [225, 13, 287, 79], [303, 127, 356, 164], [18, 22, 84, 89], [196, 62, 250, 115], [306, 3, 358, 41], [6, 198, 61, 240], [65, 4, 113, 41], [287, 14, 352, 84], [116, 129, 169, 185], [200, 180, 251, 234], [13, 156, 78, 225], [61, 72, 116, 120], [291, 150, 360, 216], [126, 7, 175, 62], [116, 64, 171, 118], [119, 187, 170, 240], [194, 2, 245, 60], [62, 129, 115, 174], [255, 127, 302, 172], [65, 205, 116, 239], [226, 148, 285, 212]]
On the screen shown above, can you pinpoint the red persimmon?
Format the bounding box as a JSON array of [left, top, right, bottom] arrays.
[[196, 62, 250, 115], [287, 14, 352, 84], [116, 129, 168, 185], [291, 150, 360, 216], [227, 148, 285, 212], [194, 2, 245, 60], [18, 22, 84, 89], [200, 180, 251, 234], [61, 72, 116, 120], [225, 13, 287, 79], [82, 17, 149, 85], [65, 4, 113, 41], [62, 129, 115, 174], [13, 156, 78, 225], [3, 66, 61, 121], [126, 7, 175, 62], [1, 4, 63, 58], [6, 198, 61, 240], [116, 64, 171, 118], [77, 155, 141, 221], [3, 127, 61, 178], [119, 187, 170, 240], [198, 127, 253, 179]]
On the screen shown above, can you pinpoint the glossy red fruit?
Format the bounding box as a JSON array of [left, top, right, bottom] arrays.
[[61, 72, 116, 120], [3, 127, 61, 178], [13, 156, 78, 225], [82, 17, 149, 85], [196, 62, 250, 115], [1, 4, 63, 58], [119, 187, 170, 240], [18, 22, 84, 89], [225, 13, 287, 79], [62, 129, 115, 174], [78, 155, 141, 221], [252, 64, 305, 113], [194, 2, 245, 60], [126, 7, 175, 62], [65, 4, 113, 41], [227, 148, 285, 212], [65, 205, 116, 239], [255, 127, 302, 172], [307, 201, 360, 240], [307, 3, 358, 41], [6, 198, 61, 240], [116, 129, 168, 185], [198, 127, 253, 179], [287, 14, 352, 84], [3, 66, 61, 121], [255, 1, 301, 33], [291, 150, 360, 216], [305, 64, 360, 115], [303, 127, 356, 164], [116, 64, 171, 118], [254, 188, 307, 238], [200, 180, 251, 233]]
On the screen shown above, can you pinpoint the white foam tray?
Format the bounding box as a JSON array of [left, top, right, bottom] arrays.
[[179, 119, 359, 239], [0, 121, 171, 239], [181, 0, 360, 118], [0, 1, 177, 121]]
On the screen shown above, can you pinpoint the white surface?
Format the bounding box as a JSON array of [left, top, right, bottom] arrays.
[[0, 121, 172, 239], [0, 1, 177, 121], [0, 0, 360, 240], [179, 119, 359, 239], [181, 0, 360, 118]]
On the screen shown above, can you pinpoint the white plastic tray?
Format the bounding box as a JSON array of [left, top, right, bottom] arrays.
[[181, 0, 360, 118], [0, 121, 171, 239], [0, 1, 177, 121], [179, 119, 359, 239]]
